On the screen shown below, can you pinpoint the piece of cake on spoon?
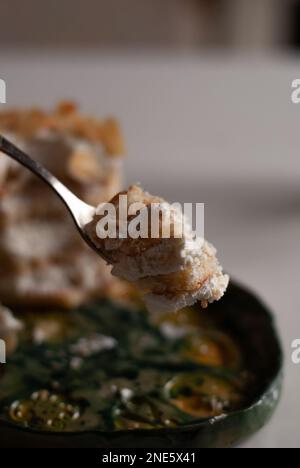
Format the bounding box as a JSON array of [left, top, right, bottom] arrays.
[[86, 185, 229, 314]]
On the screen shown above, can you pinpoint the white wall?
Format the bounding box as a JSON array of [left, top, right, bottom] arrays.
[[1, 50, 299, 187]]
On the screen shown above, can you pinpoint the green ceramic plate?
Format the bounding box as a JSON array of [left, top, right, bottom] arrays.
[[0, 282, 283, 448]]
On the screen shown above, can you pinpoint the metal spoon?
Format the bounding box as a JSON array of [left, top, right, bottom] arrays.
[[0, 135, 109, 261]]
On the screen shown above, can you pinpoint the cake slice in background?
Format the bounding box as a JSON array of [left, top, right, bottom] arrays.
[[0, 102, 125, 308]]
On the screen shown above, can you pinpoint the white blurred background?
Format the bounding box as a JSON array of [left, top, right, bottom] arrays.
[[1, 0, 300, 448]]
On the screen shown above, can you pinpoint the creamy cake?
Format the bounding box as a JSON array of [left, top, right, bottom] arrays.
[[86, 185, 229, 313], [0, 102, 125, 307]]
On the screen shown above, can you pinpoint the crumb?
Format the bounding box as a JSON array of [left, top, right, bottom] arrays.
[[86, 185, 229, 314]]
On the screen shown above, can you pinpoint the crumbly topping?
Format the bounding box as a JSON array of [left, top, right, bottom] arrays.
[[0, 101, 125, 157]]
